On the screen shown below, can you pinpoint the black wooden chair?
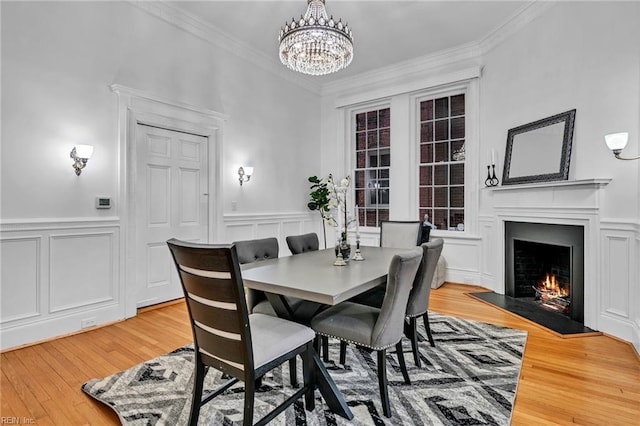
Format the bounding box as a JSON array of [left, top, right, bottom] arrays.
[[167, 239, 317, 426]]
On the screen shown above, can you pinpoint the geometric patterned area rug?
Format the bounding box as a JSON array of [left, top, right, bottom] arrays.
[[82, 313, 527, 425]]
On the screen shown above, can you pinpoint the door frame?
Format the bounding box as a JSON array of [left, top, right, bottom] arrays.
[[111, 84, 228, 318]]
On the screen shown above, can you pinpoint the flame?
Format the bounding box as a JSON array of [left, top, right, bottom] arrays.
[[537, 273, 569, 298]]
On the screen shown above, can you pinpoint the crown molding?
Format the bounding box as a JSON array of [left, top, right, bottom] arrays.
[[322, 41, 482, 98], [322, 0, 555, 97], [479, 1, 558, 55], [129, 1, 322, 95]]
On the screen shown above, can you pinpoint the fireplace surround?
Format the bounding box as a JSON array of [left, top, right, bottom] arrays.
[[505, 221, 584, 324], [480, 178, 612, 334]]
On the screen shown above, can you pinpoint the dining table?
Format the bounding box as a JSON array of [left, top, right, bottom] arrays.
[[240, 245, 413, 420]]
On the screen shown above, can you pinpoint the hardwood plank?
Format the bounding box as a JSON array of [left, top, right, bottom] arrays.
[[1, 283, 638, 425]]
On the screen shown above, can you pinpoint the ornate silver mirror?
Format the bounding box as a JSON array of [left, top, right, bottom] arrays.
[[502, 109, 576, 185]]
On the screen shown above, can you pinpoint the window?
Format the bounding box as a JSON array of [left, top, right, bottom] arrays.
[[418, 94, 465, 231], [354, 107, 390, 227]]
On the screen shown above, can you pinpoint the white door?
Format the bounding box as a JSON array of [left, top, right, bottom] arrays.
[[135, 124, 209, 308]]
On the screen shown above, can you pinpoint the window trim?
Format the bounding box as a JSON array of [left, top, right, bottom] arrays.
[[348, 101, 392, 230], [409, 80, 479, 236]]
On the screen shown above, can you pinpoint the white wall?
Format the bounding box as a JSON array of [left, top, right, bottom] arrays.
[[318, 2, 640, 351], [0, 1, 322, 349], [479, 1, 640, 218], [479, 2, 640, 353]]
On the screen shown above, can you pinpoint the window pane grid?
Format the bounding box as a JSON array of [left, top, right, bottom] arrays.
[[355, 107, 390, 228], [418, 94, 465, 231]]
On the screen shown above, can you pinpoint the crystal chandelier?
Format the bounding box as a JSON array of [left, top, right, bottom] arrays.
[[278, 0, 354, 76]]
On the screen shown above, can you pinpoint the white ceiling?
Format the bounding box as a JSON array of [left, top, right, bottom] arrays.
[[166, 1, 531, 83]]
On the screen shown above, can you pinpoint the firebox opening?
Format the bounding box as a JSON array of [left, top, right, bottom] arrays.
[[513, 240, 572, 316], [505, 221, 584, 324]]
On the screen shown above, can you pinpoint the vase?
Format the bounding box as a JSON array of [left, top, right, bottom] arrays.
[[335, 244, 351, 261]]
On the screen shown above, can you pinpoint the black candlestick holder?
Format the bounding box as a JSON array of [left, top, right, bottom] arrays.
[[485, 164, 499, 187]]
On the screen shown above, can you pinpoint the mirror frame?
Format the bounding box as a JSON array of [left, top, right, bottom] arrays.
[[502, 109, 576, 185]]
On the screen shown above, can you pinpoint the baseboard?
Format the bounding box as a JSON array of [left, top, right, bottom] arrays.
[[0, 318, 123, 354]]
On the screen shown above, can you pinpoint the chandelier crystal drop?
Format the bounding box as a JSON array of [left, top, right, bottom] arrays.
[[278, 0, 354, 76]]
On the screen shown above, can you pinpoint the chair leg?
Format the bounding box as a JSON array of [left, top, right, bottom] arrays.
[[377, 349, 391, 418], [322, 336, 329, 362], [302, 342, 315, 411], [395, 341, 411, 385], [408, 316, 421, 368], [189, 360, 206, 426], [243, 376, 255, 426], [289, 357, 298, 387], [339, 341, 347, 365], [423, 313, 435, 347]]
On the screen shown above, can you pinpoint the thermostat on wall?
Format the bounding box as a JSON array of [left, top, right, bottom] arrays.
[[96, 197, 112, 209]]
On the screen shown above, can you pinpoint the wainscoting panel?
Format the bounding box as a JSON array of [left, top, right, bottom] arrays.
[[50, 231, 116, 313], [0, 219, 123, 351], [435, 233, 483, 285], [256, 222, 281, 240], [0, 237, 41, 323], [601, 234, 631, 318], [478, 216, 497, 291], [222, 212, 319, 256], [598, 220, 638, 344]]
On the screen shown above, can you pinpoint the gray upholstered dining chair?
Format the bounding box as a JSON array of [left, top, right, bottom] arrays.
[[347, 239, 444, 367], [379, 220, 422, 248], [311, 249, 423, 418], [233, 237, 281, 316], [167, 239, 317, 426], [286, 232, 319, 255], [233, 237, 319, 386], [403, 238, 443, 365]]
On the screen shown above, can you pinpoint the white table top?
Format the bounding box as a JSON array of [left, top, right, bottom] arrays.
[[241, 246, 414, 305]]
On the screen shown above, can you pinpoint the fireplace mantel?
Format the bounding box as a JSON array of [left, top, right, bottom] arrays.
[[489, 178, 611, 192], [489, 178, 611, 331]]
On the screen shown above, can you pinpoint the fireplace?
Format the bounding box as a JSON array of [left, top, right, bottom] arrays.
[[505, 221, 584, 324]]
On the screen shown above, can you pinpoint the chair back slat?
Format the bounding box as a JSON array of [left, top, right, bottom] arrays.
[[406, 238, 444, 317], [187, 296, 243, 335], [167, 239, 254, 381], [371, 249, 422, 348], [193, 325, 246, 374], [178, 269, 238, 305]]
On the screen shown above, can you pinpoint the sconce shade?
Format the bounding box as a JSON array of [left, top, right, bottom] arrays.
[[71, 144, 94, 176], [74, 144, 94, 159], [605, 133, 628, 151], [238, 166, 254, 186]]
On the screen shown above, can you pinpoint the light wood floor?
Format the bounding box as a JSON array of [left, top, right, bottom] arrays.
[[1, 283, 639, 425]]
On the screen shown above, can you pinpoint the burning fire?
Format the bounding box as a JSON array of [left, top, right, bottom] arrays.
[[533, 273, 570, 314], [538, 273, 569, 298]]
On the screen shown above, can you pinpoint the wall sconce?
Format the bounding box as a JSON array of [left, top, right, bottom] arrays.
[[605, 132, 639, 160], [238, 166, 254, 186], [70, 144, 94, 175]]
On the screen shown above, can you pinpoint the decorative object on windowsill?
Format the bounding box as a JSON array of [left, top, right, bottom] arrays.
[[502, 109, 576, 185], [485, 149, 499, 187], [278, 0, 354, 76], [238, 166, 253, 186], [70, 144, 94, 176], [452, 143, 465, 161], [352, 205, 364, 261], [605, 132, 639, 160], [307, 175, 332, 248], [326, 174, 354, 264]]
